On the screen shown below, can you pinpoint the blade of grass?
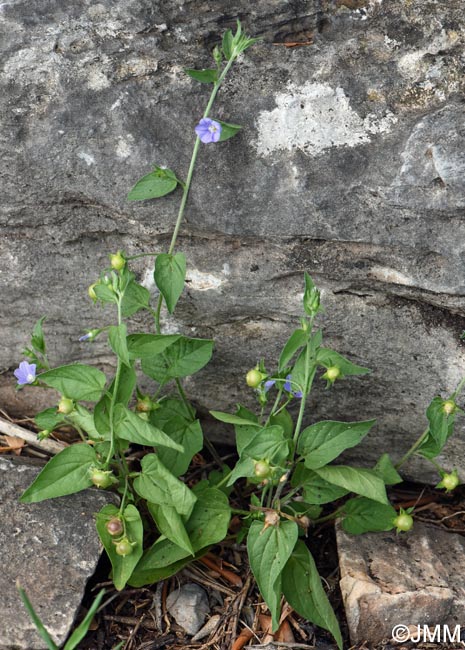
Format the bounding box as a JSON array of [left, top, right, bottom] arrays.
[[17, 583, 59, 650], [64, 589, 106, 649]]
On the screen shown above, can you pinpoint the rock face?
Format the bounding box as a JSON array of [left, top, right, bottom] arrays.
[[336, 521, 465, 645], [1, 1, 465, 481], [0, 456, 112, 650]]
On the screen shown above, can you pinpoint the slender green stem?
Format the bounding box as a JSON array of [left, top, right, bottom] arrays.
[[395, 426, 429, 469], [118, 477, 129, 516], [154, 55, 237, 327], [265, 386, 284, 426], [105, 298, 123, 466], [293, 343, 311, 447], [126, 253, 159, 260], [175, 378, 196, 420], [452, 375, 465, 400], [313, 508, 343, 525]]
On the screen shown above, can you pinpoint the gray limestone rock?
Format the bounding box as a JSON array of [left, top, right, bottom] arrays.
[[166, 582, 210, 635], [1, 1, 465, 482], [0, 456, 115, 650], [336, 521, 465, 645]]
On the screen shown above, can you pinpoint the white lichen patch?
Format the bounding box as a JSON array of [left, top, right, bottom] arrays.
[[77, 151, 95, 166], [186, 269, 224, 291], [255, 82, 397, 157], [369, 266, 414, 286], [116, 136, 133, 159]]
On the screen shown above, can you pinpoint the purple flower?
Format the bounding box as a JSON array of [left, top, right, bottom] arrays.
[[79, 333, 92, 342], [284, 374, 303, 398], [14, 360, 37, 385], [195, 118, 222, 143], [264, 375, 303, 398]]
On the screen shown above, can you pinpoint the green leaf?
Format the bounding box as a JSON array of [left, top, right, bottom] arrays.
[[154, 253, 186, 314], [17, 585, 59, 650], [113, 405, 183, 451], [279, 328, 308, 372], [67, 404, 102, 440], [419, 397, 456, 459], [282, 541, 342, 649], [93, 364, 136, 438], [40, 364, 107, 402], [269, 408, 294, 438], [156, 417, 203, 477], [34, 407, 65, 431], [298, 420, 375, 470], [226, 456, 256, 485], [127, 334, 180, 359], [141, 336, 213, 384], [373, 453, 403, 485], [64, 588, 106, 650], [210, 411, 261, 429], [96, 505, 143, 590], [247, 520, 298, 631], [316, 348, 371, 377], [134, 453, 197, 516], [108, 324, 130, 367], [240, 425, 289, 465], [233, 405, 261, 454], [31, 316, 47, 355], [185, 68, 218, 83], [127, 167, 178, 201], [341, 497, 397, 535], [93, 283, 117, 304], [20, 444, 97, 503], [148, 503, 194, 556], [121, 281, 151, 318], [217, 120, 242, 142], [130, 487, 230, 586], [291, 464, 349, 504], [314, 465, 389, 504], [222, 29, 234, 59]]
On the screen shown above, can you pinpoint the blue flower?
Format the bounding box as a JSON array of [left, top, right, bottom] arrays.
[[14, 360, 37, 385], [264, 375, 302, 398], [284, 375, 303, 398], [195, 118, 222, 143]]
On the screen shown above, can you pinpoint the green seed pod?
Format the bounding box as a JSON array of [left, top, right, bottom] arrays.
[[57, 397, 74, 415], [90, 468, 115, 489], [106, 517, 124, 537], [114, 537, 133, 556], [393, 511, 413, 533], [325, 366, 341, 382], [438, 470, 460, 492], [442, 399, 456, 416], [254, 459, 271, 479], [246, 369, 264, 388], [109, 251, 126, 271]]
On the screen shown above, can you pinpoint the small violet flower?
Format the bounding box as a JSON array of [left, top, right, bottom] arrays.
[[195, 118, 222, 144], [14, 360, 37, 385], [264, 375, 302, 399]]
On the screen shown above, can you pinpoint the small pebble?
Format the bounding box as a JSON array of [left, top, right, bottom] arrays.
[[166, 583, 210, 635]]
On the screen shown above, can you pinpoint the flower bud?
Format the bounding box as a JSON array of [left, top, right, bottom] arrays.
[[324, 366, 341, 382], [37, 429, 51, 441], [246, 369, 265, 388], [88, 283, 98, 301], [110, 251, 126, 271], [393, 510, 413, 533], [57, 397, 74, 415], [254, 460, 271, 479], [114, 537, 134, 556], [442, 399, 456, 416], [106, 517, 124, 537], [90, 468, 115, 489]]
